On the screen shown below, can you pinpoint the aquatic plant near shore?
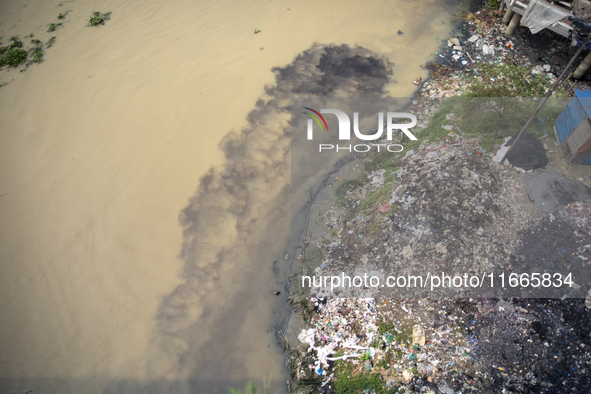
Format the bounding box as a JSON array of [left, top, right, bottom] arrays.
[[0, 37, 25, 67], [0, 38, 28, 67], [25, 46, 44, 67], [0, 35, 51, 70], [48, 23, 62, 32], [45, 37, 56, 48], [88, 11, 111, 27]]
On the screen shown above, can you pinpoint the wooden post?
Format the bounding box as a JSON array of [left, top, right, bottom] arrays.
[[505, 12, 522, 37], [574, 51, 591, 79]]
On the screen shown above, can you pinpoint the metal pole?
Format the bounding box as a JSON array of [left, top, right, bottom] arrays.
[[500, 33, 591, 165]]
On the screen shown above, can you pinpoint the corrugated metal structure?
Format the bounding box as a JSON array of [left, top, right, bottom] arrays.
[[554, 89, 591, 165]]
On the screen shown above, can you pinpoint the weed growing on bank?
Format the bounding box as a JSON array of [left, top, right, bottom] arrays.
[[465, 62, 562, 97], [331, 362, 394, 394], [329, 321, 414, 394]]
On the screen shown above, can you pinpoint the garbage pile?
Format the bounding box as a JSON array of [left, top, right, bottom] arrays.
[[290, 297, 481, 393], [288, 135, 591, 391], [419, 8, 562, 99], [291, 295, 591, 393], [308, 136, 531, 299], [286, 6, 591, 393]]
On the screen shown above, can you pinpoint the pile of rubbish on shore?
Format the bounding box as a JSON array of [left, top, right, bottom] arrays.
[[288, 129, 591, 392], [286, 6, 591, 394]]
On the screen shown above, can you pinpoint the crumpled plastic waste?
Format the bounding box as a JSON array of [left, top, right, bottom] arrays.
[[412, 325, 426, 346], [402, 245, 413, 258]]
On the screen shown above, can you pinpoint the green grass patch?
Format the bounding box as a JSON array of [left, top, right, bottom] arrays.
[[88, 11, 112, 27], [332, 362, 393, 394], [57, 11, 69, 20]]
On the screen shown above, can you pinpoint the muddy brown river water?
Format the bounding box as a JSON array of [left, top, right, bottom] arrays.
[[0, 0, 464, 392]]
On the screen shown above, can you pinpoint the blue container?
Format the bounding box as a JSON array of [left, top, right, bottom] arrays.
[[555, 89, 591, 165]]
